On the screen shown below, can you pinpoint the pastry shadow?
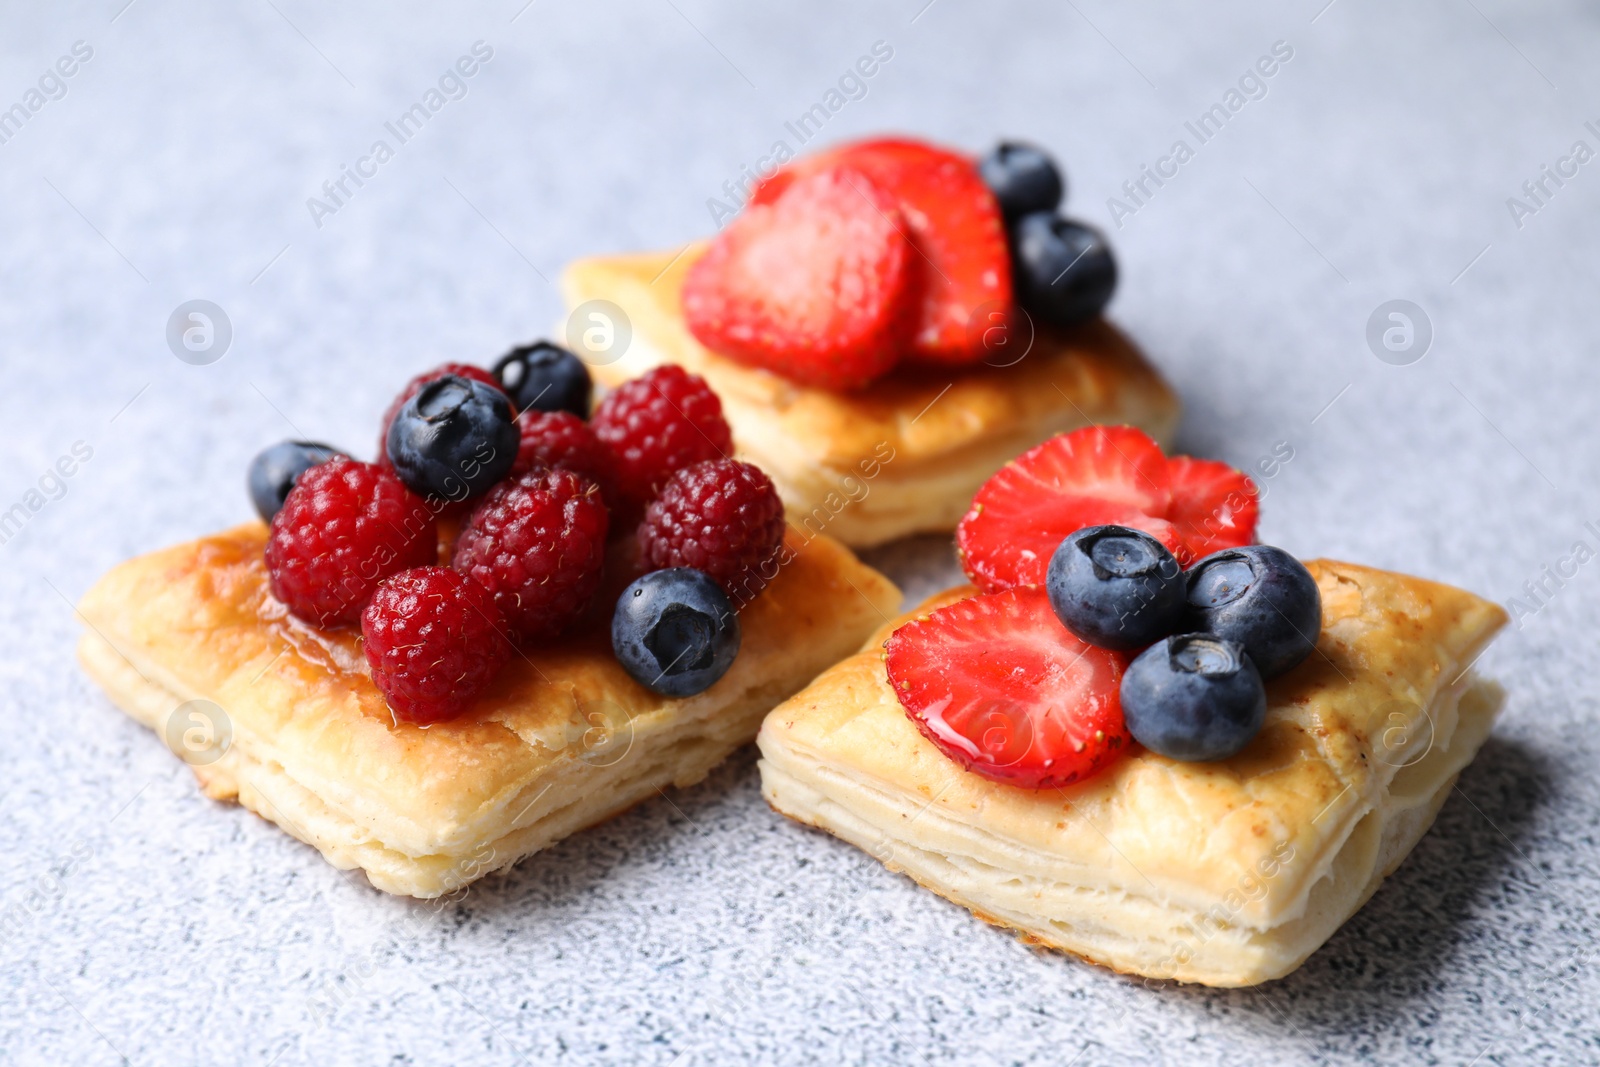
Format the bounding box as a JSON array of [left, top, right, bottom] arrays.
[[1165, 734, 1552, 1027]]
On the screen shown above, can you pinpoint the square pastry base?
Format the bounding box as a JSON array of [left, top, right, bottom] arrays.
[[757, 561, 1508, 987], [562, 247, 1180, 548], [77, 524, 900, 898]]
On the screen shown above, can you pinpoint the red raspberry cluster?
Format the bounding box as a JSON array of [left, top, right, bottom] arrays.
[[261, 361, 787, 725]]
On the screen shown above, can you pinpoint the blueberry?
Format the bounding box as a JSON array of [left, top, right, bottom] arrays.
[[1121, 634, 1267, 761], [1046, 525, 1185, 651], [1011, 213, 1117, 326], [611, 568, 741, 697], [493, 341, 592, 419], [1184, 545, 1321, 679], [247, 440, 345, 522], [385, 374, 518, 502], [979, 141, 1065, 220]]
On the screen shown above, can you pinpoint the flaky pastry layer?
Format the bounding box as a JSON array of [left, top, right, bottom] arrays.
[[756, 561, 1509, 986], [77, 524, 900, 897], [562, 247, 1181, 547]]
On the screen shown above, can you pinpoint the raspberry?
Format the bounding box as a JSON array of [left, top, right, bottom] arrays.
[[639, 459, 786, 606], [361, 567, 512, 725], [589, 366, 732, 513], [452, 468, 610, 640], [265, 458, 437, 627], [377, 363, 504, 465], [511, 409, 618, 509]]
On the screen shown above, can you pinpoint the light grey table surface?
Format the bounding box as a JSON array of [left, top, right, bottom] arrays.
[[3, 2, 1597, 1064]]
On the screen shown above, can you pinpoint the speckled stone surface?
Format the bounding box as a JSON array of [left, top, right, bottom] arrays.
[[3, 2, 1598, 1064]]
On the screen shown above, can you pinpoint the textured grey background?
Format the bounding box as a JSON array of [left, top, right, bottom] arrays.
[[2, 1, 1597, 1064]]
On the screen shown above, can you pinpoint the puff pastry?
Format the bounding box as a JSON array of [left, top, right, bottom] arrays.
[[757, 561, 1508, 986], [76, 523, 899, 898], [561, 247, 1181, 548]]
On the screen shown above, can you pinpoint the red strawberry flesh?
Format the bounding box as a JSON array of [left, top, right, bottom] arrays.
[[885, 587, 1130, 789], [957, 425, 1178, 593], [751, 137, 1012, 366], [683, 166, 913, 391], [1166, 456, 1261, 561]]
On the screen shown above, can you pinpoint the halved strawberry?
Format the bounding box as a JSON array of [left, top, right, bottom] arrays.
[[1166, 456, 1260, 562], [683, 166, 914, 391], [884, 587, 1130, 789], [957, 425, 1179, 593], [751, 138, 1011, 366]]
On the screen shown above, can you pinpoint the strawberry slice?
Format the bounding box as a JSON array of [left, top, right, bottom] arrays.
[[683, 166, 914, 391], [751, 138, 1011, 366], [957, 425, 1178, 593], [1166, 456, 1260, 562], [885, 587, 1130, 789]]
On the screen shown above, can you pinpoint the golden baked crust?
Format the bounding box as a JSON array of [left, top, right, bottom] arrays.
[[562, 247, 1181, 546], [756, 561, 1509, 986], [76, 523, 900, 897]]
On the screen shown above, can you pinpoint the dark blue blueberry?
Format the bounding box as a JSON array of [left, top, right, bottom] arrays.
[[1011, 213, 1117, 326], [611, 568, 741, 697], [1184, 545, 1321, 679], [493, 341, 592, 419], [1046, 525, 1185, 651], [247, 440, 344, 522], [979, 141, 1065, 220], [1121, 634, 1267, 761], [385, 374, 518, 502]]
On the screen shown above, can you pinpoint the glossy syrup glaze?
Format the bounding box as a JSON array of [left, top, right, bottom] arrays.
[[189, 519, 632, 701]]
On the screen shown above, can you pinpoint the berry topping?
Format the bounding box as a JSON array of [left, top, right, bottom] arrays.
[[683, 166, 914, 391], [639, 459, 786, 605], [1120, 634, 1266, 762], [451, 468, 610, 641], [378, 363, 504, 464], [957, 426, 1262, 591], [1046, 525, 1186, 651], [885, 587, 1129, 789], [978, 141, 1064, 220], [611, 568, 741, 697], [360, 566, 512, 726], [385, 374, 520, 503], [1166, 456, 1261, 562], [589, 365, 733, 513], [1184, 546, 1321, 679], [1011, 214, 1117, 326], [247, 440, 345, 523], [493, 341, 592, 419], [753, 138, 1012, 366], [264, 458, 437, 627], [957, 425, 1179, 593], [511, 409, 618, 508]]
